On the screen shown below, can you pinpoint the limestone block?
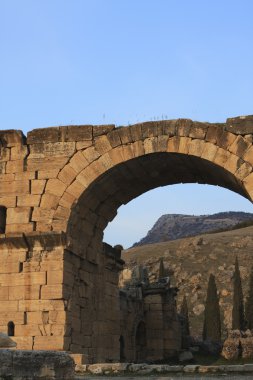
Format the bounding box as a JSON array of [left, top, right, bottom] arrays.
[[177, 119, 193, 137], [82, 146, 100, 163], [189, 123, 208, 139], [0, 130, 25, 147], [205, 124, 224, 144], [38, 169, 60, 179], [0, 272, 46, 287], [94, 135, 112, 155], [0, 148, 10, 162], [59, 191, 76, 209], [131, 140, 145, 157], [15, 171, 36, 180], [117, 127, 133, 143], [45, 178, 67, 197], [108, 146, 124, 165], [213, 148, 231, 167], [41, 285, 64, 299], [0, 260, 20, 273], [97, 153, 113, 171], [12, 336, 33, 349], [93, 124, 115, 137], [58, 165, 78, 186], [7, 207, 30, 224], [243, 146, 253, 165], [188, 139, 205, 156], [11, 145, 28, 160], [0, 180, 29, 195], [201, 142, 218, 161], [224, 154, 241, 174], [0, 286, 8, 300], [6, 159, 24, 173], [8, 285, 40, 300], [107, 129, 122, 147], [129, 124, 143, 141], [15, 324, 41, 336], [0, 312, 24, 325], [17, 194, 41, 207], [76, 140, 93, 150], [0, 196, 16, 208], [144, 137, 158, 154], [235, 162, 252, 180], [167, 136, 180, 152], [142, 122, 161, 138], [66, 125, 92, 141], [6, 223, 34, 233], [0, 300, 18, 311], [226, 115, 253, 135], [229, 135, 251, 157], [69, 151, 89, 173], [32, 208, 54, 222], [40, 193, 60, 210], [178, 137, 191, 154], [0, 173, 15, 181], [29, 142, 75, 158], [27, 156, 68, 171], [65, 180, 84, 199], [19, 299, 65, 312], [49, 310, 66, 324], [33, 335, 69, 350], [47, 270, 74, 286], [216, 131, 237, 149], [31, 179, 46, 194], [157, 135, 169, 152], [27, 127, 61, 144]]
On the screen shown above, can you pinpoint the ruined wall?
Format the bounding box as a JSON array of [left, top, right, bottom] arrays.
[[0, 116, 252, 362]]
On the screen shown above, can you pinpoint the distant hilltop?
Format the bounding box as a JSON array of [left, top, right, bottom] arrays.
[[133, 212, 253, 247]]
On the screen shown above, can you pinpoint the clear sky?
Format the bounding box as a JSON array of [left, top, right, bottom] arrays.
[[1, 1, 253, 247]]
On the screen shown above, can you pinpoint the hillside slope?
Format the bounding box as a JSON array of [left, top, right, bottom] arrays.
[[133, 212, 253, 246], [123, 225, 253, 337]]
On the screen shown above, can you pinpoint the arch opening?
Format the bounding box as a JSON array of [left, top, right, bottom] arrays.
[[7, 321, 15, 337], [63, 149, 252, 363], [135, 321, 147, 363], [66, 152, 250, 257]]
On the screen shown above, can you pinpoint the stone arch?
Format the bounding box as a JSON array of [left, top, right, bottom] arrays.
[[47, 126, 252, 235], [1, 117, 253, 361]]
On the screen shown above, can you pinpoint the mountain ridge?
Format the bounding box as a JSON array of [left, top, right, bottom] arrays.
[[133, 211, 253, 247]]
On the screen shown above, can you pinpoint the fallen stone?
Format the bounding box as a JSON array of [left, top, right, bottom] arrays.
[[0, 349, 75, 379], [0, 332, 17, 348], [183, 364, 199, 372], [179, 350, 194, 362]]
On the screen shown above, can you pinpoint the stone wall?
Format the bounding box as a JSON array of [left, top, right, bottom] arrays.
[[119, 266, 181, 363], [0, 116, 252, 362]]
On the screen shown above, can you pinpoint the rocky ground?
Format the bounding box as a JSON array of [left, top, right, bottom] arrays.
[[123, 226, 253, 338]]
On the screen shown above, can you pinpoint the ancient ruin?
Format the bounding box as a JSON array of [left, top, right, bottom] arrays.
[[0, 115, 252, 363]]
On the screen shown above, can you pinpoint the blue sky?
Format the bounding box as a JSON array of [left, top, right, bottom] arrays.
[[1, 0, 253, 247]]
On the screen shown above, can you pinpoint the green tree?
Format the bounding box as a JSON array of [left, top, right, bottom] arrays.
[[203, 273, 221, 341], [159, 257, 166, 279], [180, 295, 190, 336], [232, 256, 245, 330], [245, 266, 253, 329]]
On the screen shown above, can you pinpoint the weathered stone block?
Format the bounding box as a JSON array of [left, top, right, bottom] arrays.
[[7, 207, 31, 224]]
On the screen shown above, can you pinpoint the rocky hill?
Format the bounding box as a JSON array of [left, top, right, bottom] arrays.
[[123, 225, 253, 338], [133, 212, 253, 246]]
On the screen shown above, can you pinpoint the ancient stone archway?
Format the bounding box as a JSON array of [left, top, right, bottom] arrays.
[[0, 116, 252, 362]]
